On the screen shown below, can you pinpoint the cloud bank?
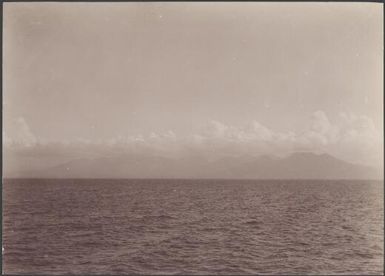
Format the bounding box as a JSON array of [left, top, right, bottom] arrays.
[[3, 111, 383, 167]]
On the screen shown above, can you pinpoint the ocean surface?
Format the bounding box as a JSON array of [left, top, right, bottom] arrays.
[[2, 179, 384, 275]]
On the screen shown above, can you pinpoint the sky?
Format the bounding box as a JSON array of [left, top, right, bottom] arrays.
[[3, 2, 383, 170]]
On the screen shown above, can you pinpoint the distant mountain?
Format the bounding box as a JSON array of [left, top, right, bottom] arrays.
[[6, 152, 382, 180], [217, 152, 382, 179]]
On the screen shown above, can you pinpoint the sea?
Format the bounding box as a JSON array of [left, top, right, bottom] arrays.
[[2, 179, 384, 275]]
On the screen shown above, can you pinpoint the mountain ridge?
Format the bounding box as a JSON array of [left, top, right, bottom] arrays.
[[4, 152, 382, 180]]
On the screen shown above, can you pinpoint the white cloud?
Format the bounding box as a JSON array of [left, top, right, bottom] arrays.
[[297, 111, 382, 165], [3, 112, 382, 167], [311, 110, 332, 135], [189, 111, 382, 165], [4, 117, 37, 147], [201, 120, 229, 138]]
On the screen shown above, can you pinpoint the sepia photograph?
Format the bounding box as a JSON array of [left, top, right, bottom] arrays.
[[2, 2, 384, 275]]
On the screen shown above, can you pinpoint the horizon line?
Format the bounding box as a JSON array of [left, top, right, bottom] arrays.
[[2, 177, 384, 182]]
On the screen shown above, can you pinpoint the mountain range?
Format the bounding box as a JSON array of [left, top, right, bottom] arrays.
[[4, 152, 382, 179]]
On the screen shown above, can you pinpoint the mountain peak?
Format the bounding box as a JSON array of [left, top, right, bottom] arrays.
[[286, 152, 340, 161]]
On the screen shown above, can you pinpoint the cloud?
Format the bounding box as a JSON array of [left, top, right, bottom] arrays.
[[296, 111, 382, 165], [189, 111, 382, 165], [337, 112, 380, 144], [198, 120, 274, 143], [3, 112, 382, 167], [201, 120, 230, 138], [311, 111, 332, 134], [4, 117, 37, 147]]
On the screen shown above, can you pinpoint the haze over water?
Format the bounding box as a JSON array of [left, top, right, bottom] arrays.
[[3, 179, 383, 275]]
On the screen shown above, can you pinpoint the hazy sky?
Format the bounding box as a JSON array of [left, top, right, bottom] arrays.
[[3, 2, 383, 167]]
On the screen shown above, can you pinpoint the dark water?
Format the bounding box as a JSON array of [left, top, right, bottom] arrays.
[[2, 179, 384, 275]]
